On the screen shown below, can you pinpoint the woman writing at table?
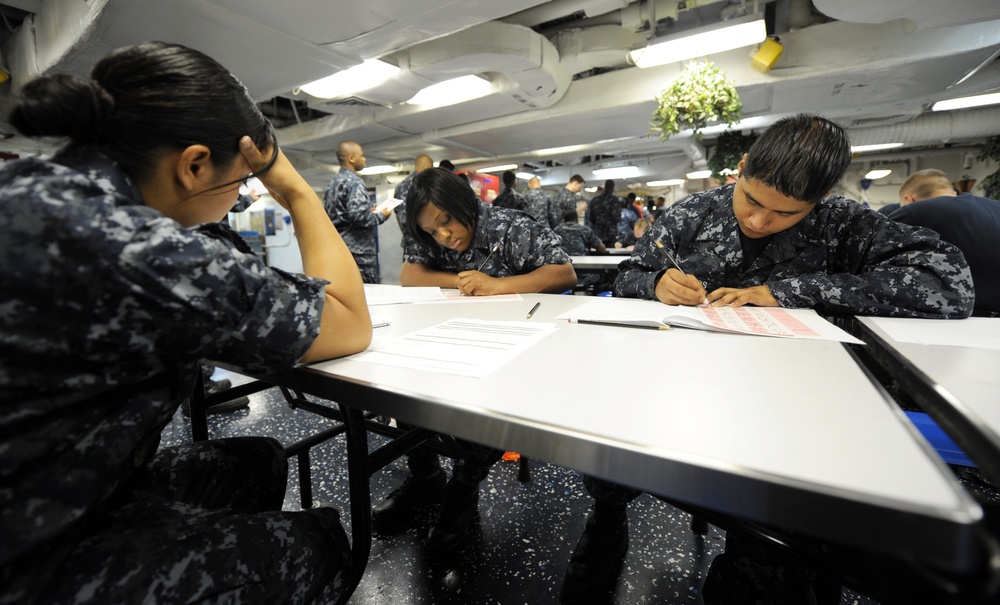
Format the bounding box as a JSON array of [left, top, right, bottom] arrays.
[[0, 42, 371, 604], [374, 167, 575, 551]]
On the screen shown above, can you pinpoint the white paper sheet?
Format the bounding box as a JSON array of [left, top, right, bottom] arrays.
[[555, 298, 862, 343], [374, 197, 404, 213], [351, 318, 557, 378], [364, 284, 447, 305], [867, 317, 1000, 350], [417, 292, 524, 304]]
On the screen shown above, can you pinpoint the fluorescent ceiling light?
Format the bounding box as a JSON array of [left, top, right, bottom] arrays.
[[647, 179, 686, 187], [584, 186, 598, 193], [931, 91, 1000, 112], [851, 143, 904, 153], [593, 166, 640, 179], [865, 169, 892, 179], [534, 143, 591, 156], [408, 75, 493, 109], [628, 15, 766, 69], [300, 59, 400, 99], [476, 164, 519, 173], [686, 170, 713, 179], [357, 164, 397, 175], [515, 172, 535, 180]]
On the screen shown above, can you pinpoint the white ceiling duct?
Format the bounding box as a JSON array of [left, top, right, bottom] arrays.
[[847, 105, 1000, 148]]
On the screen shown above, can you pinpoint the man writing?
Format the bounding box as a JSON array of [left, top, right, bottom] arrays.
[[561, 113, 973, 605]]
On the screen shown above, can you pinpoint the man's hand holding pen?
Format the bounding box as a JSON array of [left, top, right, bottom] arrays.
[[655, 268, 709, 306]]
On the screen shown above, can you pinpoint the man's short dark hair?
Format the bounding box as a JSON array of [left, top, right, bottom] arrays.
[[563, 209, 578, 223], [742, 113, 851, 204], [438, 159, 455, 171], [503, 170, 516, 188], [569, 174, 585, 185], [604, 179, 615, 194], [405, 168, 478, 249]]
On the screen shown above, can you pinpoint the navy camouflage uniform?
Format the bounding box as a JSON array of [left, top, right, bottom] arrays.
[[394, 171, 417, 251], [555, 221, 605, 287], [593, 183, 974, 592], [615, 183, 974, 317], [0, 148, 350, 605], [585, 192, 621, 246], [548, 187, 579, 227], [601, 183, 974, 602], [323, 168, 387, 283], [491, 188, 526, 212], [403, 201, 571, 476], [522, 187, 553, 227]]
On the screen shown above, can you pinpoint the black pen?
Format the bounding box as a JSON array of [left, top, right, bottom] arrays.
[[477, 244, 500, 272], [526, 302, 541, 319]]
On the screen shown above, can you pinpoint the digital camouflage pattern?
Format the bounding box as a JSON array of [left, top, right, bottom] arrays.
[[585, 192, 621, 246], [614, 183, 974, 318], [548, 187, 579, 228], [322, 168, 386, 282], [394, 171, 417, 251], [522, 187, 553, 228], [404, 201, 571, 276], [0, 148, 343, 604], [554, 221, 603, 256], [491, 188, 526, 212]]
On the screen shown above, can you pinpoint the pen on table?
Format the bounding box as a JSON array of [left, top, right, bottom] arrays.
[[654, 240, 709, 305], [477, 244, 500, 272], [526, 302, 541, 319]]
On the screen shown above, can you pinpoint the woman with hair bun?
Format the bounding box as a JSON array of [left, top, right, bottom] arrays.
[[0, 42, 371, 604]]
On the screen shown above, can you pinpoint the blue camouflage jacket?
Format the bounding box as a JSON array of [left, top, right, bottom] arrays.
[[614, 184, 974, 318], [404, 201, 570, 276], [0, 148, 327, 589], [322, 168, 386, 266]]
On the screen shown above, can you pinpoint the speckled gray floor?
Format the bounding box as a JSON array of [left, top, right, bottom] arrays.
[[159, 369, 881, 605]]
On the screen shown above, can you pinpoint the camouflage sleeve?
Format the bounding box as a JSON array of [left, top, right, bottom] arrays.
[[767, 209, 975, 319], [613, 212, 674, 299], [402, 236, 438, 267], [345, 181, 387, 228], [116, 219, 328, 372], [503, 213, 572, 274], [584, 225, 603, 250]]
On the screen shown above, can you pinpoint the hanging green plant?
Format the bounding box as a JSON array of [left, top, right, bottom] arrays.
[[708, 129, 758, 180], [976, 134, 1000, 200], [649, 61, 743, 141]]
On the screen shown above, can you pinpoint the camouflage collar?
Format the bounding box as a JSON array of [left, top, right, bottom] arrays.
[[54, 146, 145, 206]]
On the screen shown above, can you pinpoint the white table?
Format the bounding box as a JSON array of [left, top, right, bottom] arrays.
[[852, 316, 1000, 483], [569, 255, 625, 271], [287, 294, 986, 579]]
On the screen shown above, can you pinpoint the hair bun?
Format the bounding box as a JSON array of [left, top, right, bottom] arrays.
[[9, 73, 114, 142]]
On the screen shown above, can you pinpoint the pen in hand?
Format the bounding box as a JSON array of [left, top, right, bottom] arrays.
[[477, 244, 500, 272], [654, 240, 709, 305], [526, 302, 541, 319]]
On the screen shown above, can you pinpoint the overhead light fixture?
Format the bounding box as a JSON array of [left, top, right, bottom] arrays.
[[628, 14, 766, 69], [299, 59, 400, 99], [686, 170, 713, 179], [647, 179, 686, 187], [851, 143, 904, 153], [584, 186, 598, 193], [358, 165, 398, 175], [407, 75, 493, 109], [865, 169, 892, 180], [515, 172, 535, 180], [476, 164, 519, 173], [593, 166, 640, 179], [931, 91, 1000, 112], [534, 143, 591, 156]]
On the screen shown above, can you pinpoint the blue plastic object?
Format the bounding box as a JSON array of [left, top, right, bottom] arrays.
[[904, 411, 976, 467], [597, 291, 613, 297]]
